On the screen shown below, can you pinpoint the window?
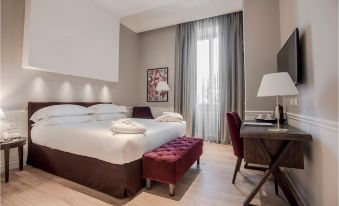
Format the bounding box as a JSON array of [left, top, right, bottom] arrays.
[[196, 38, 219, 106], [195, 34, 221, 141]]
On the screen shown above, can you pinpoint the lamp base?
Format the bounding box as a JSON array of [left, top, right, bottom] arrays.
[[269, 128, 289, 132]]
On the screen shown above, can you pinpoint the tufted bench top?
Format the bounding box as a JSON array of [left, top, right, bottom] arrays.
[[143, 137, 202, 163], [142, 136, 203, 187]]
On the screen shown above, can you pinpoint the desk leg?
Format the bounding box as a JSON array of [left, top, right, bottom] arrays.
[[243, 141, 294, 206], [273, 168, 304, 206], [4, 148, 9, 182], [18, 146, 24, 170]]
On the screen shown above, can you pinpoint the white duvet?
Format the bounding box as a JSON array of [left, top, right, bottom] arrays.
[[31, 118, 186, 165]]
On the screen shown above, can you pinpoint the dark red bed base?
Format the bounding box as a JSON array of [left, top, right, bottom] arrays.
[[27, 102, 144, 198]]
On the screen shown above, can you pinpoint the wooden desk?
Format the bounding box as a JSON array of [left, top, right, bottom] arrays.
[[240, 124, 312, 206]]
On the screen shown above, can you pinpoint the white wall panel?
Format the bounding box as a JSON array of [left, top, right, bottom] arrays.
[[23, 0, 120, 82]]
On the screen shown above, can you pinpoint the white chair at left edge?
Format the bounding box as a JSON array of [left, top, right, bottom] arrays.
[[257, 72, 299, 132]]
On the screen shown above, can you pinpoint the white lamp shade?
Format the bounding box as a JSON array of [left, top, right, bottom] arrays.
[[156, 81, 170, 92], [257, 72, 299, 97], [0, 108, 5, 120]]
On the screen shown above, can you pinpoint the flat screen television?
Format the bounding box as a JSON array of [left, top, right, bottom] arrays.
[[277, 28, 301, 85]]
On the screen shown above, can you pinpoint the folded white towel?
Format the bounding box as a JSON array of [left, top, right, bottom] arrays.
[[111, 119, 147, 134], [155, 112, 183, 122]]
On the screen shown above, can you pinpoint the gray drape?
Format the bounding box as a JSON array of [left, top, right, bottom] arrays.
[[174, 12, 244, 144]]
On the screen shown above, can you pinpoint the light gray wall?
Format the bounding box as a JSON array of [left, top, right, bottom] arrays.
[[243, 0, 281, 112], [279, 0, 338, 205], [137, 26, 176, 108], [280, 0, 338, 122], [0, 0, 140, 110], [113, 25, 140, 106]]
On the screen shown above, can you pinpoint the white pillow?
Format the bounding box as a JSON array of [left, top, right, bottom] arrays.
[[33, 115, 94, 126], [155, 112, 184, 122], [89, 104, 127, 114], [95, 113, 127, 121], [30, 104, 95, 122]]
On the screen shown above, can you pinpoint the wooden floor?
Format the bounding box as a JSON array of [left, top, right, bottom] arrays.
[[1, 143, 289, 206]]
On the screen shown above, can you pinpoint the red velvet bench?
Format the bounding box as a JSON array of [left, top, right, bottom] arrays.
[[142, 136, 203, 196]]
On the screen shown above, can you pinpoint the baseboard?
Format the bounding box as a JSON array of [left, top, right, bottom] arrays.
[[281, 168, 307, 206]]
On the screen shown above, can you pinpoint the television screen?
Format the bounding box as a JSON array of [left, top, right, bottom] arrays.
[[277, 28, 301, 85]]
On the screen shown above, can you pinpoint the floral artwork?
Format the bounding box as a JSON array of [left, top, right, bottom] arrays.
[[147, 68, 168, 102]]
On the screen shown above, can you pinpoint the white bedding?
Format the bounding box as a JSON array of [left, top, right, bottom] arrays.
[[31, 118, 186, 165]]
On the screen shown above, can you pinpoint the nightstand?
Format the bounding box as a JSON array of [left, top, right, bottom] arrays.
[[0, 137, 26, 182]]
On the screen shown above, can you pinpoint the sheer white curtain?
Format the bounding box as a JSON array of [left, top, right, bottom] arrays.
[[195, 20, 220, 141], [175, 12, 244, 144]]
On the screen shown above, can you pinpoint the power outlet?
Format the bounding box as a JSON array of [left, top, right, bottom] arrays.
[[7, 122, 18, 130]]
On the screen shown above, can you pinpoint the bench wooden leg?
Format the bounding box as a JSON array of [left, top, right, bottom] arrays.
[[169, 184, 175, 196], [146, 179, 151, 190]]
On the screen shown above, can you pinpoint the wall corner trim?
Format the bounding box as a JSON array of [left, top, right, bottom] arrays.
[[286, 112, 339, 132]]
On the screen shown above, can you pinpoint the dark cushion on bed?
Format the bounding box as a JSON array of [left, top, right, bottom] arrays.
[[132, 106, 154, 119], [142, 137, 203, 184]]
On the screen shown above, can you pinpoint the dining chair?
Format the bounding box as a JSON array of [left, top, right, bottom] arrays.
[[226, 112, 279, 195], [226, 112, 244, 184]]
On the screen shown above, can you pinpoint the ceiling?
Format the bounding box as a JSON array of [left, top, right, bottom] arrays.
[[93, 0, 243, 33]]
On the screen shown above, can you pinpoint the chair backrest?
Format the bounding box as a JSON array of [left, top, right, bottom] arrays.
[[132, 106, 154, 119], [226, 112, 244, 158]]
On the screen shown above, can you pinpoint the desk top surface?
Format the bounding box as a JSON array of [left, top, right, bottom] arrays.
[[240, 123, 312, 142]]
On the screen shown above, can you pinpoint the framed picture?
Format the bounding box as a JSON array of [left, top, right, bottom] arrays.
[[147, 67, 168, 102]]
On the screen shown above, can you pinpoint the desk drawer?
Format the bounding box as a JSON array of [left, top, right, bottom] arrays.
[[244, 139, 304, 169]]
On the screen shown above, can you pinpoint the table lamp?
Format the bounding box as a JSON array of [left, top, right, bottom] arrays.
[[257, 72, 299, 132], [156, 81, 170, 92]]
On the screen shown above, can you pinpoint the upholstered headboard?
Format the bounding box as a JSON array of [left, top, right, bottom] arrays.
[[27, 101, 111, 151]]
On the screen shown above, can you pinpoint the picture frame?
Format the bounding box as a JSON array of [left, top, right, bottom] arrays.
[[147, 67, 168, 102]]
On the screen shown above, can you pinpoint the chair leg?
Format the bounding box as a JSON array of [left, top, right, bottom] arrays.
[[274, 178, 279, 195], [232, 157, 242, 184]]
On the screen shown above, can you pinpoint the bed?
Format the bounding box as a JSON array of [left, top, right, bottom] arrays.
[[27, 102, 186, 198]]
